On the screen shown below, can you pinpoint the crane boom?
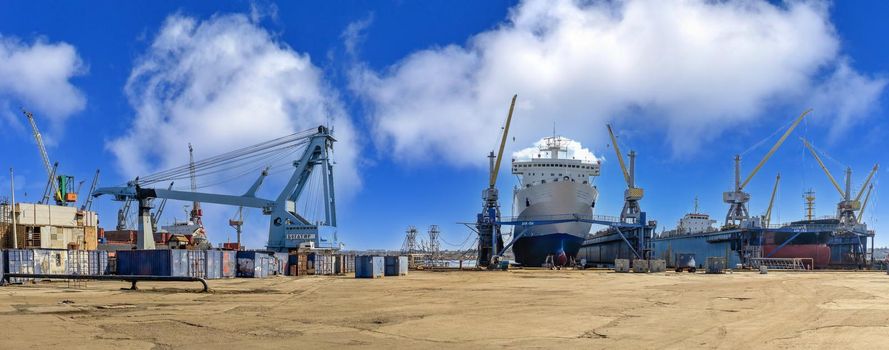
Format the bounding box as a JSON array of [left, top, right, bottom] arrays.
[[739, 109, 811, 190], [859, 183, 874, 219], [81, 169, 100, 211], [763, 173, 780, 226], [22, 109, 53, 177], [853, 164, 879, 203], [489, 94, 517, 188], [606, 124, 631, 186], [801, 138, 845, 198]]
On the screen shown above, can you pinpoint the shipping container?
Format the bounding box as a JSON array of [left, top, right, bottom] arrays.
[[236, 251, 275, 278], [67, 250, 109, 276], [706, 257, 727, 274], [33, 249, 68, 275], [274, 253, 288, 276], [384, 256, 408, 276], [356, 256, 384, 278], [4, 249, 35, 283], [221, 250, 236, 278], [206, 250, 222, 279], [116, 250, 208, 278], [288, 253, 309, 276], [344, 254, 355, 273]]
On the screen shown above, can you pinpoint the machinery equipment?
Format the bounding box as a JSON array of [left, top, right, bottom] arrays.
[[723, 109, 810, 227], [150, 182, 174, 232], [22, 108, 77, 206], [800, 138, 878, 226], [474, 95, 516, 268], [94, 126, 339, 252], [606, 124, 643, 223]]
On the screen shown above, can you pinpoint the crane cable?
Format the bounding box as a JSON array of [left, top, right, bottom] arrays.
[[136, 128, 317, 185]]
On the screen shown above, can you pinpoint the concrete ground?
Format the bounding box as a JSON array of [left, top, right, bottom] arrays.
[[1, 269, 888, 349]]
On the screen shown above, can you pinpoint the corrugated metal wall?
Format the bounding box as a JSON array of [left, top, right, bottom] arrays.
[[356, 256, 384, 278], [651, 236, 739, 268]]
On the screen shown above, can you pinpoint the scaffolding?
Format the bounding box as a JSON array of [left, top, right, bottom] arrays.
[[749, 258, 812, 271]]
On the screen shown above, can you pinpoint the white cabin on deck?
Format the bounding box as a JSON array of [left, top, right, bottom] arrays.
[[511, 136, 600, 188]]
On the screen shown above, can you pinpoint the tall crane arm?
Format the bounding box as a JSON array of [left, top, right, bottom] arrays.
[[489, 95, 517, 188], [606, 124, 632, 187], [801, 138, 845, 198], [81, 169, 100, 211], [739, 109, 811, 190], [763, 173, 780, 225], [853, 164, 879, 203], [22, 109, 53, 177], [154, 182, 175, 222], [859, 183, 874, 219]]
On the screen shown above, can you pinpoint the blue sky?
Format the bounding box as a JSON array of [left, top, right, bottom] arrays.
[[1, 0, 888, 250]]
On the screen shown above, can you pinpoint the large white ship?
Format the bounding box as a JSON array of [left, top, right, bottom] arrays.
[[511, 136, 600, 266]]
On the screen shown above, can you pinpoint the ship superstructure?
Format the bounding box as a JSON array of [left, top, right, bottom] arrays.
[[510, 136, 600, 266]]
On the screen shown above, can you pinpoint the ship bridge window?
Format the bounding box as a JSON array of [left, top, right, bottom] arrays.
[[541, 180, 546, 183], [583, 181, 588, 184]]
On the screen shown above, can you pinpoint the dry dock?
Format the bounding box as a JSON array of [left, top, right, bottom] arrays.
[[1, 270, 888, 349]]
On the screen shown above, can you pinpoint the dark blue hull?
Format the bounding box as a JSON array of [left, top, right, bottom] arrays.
[[512, 233, 584, 266]]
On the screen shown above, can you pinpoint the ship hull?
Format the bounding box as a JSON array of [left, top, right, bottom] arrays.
[[512, 233, 585, 266], [513, 180, 596, 266]]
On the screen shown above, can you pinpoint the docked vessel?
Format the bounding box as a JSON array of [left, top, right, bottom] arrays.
[[510, 137, 600, 266]]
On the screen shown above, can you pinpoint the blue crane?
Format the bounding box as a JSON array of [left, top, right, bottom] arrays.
[[94, 126, 339, 252]]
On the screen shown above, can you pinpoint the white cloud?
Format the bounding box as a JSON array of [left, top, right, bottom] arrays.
[[109, 13, 360, 246], [512, 136, 599, 162], [0, 35, 86, 130], [351, 0, 885, 166], [809, 59, 887, 140], [341, 14, 374, 56]]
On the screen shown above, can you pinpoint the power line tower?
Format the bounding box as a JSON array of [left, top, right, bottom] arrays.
[[428, 225, 441, 266], [402, 226, 418, 254]]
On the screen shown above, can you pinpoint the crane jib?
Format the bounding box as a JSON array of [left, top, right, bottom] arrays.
[[489, 94, 517, 188], [738, 109, 811, 191]]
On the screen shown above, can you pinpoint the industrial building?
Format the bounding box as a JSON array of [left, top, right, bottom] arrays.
[[1, 202, 99, 250]]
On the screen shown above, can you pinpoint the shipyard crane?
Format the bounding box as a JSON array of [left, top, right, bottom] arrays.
[[607, 124, 643, 223], [188, 143, 203, 226], [723, 109, 811, 227], [763, 173, 780, 227], [116, 197, 134, 231], [41, 162, 59, 204], [859, 183, 874, 220], [800, 137, 878, 225], [24, 109, 59, 204], [80, 169, 100, 211], [150, 182, 174, 232], [22, 108, 77, 206], [95, 126, 339, 251], [475, 95, 516, 268]]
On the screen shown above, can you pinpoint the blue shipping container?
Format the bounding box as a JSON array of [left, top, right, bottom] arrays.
[[384, 256, 408, 276], [356, 256, 384, 278], [237, 251, 275, 278], [116, 250, 208, 277]]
